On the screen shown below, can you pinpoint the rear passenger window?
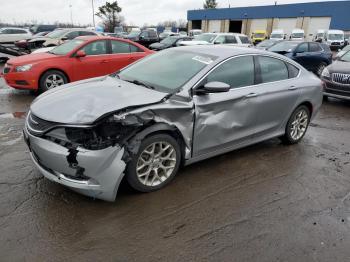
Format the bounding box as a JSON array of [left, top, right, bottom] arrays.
[[287, 63, 300, 78], [111, 40, 130, 53], [206, 56, 255, 88], [309, 43, 322, 52], [258, 56, 288, 83], [239, 36, 250, 44]]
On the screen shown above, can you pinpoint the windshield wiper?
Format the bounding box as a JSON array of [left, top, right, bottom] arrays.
[[124, 79, 155, 90]]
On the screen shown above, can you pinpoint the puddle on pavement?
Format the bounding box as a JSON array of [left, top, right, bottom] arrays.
[[0, 111, 27, 119]]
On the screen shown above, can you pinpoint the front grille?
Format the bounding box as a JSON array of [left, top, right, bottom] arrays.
[[26, 112, 58, 135], [331, 42, 340, 45], [332, 73, 350, 85]]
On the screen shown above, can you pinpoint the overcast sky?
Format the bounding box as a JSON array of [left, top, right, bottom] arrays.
[[0, 0, 342, 26]]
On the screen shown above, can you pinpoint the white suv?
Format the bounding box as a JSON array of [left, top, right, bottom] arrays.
[[0, 27, 32, 44], [179, 33, 252, 47]]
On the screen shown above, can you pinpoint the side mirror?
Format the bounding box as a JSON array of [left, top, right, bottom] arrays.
[[140, 35, 145, 39], [196, 81, 230, 94], [75, 50, 86, 58], [61, 36, 69, 41], [213, 41, 221, 45]]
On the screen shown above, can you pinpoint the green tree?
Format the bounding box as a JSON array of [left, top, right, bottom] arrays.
[[203, 0, 218, 9], [96, 1, 123, 32]]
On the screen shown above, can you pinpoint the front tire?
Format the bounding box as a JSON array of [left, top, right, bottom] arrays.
[[281, 105, 310, 145], [126, 134, 181, 192], [39, 70, 67, 93]]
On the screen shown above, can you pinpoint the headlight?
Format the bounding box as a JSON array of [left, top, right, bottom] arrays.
[[321, 67, 330, 78], [15, 64, 33, 72]]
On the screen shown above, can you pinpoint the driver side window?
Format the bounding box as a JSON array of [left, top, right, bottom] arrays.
[[206, 56, 255, 89], [65, 31, 79, 40], [81, 40, 107, 56]]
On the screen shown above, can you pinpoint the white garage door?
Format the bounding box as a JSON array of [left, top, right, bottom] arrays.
[[276, 18, 297, 37], [208, 20, 221, 33], [250, 19, 268, 35], [306, 17, 331, 41]]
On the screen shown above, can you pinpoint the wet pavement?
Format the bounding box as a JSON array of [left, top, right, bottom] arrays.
[[1, 64, 350, 261]]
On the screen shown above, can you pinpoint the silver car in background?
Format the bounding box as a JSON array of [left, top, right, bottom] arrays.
[[23, 46, 323, 201]]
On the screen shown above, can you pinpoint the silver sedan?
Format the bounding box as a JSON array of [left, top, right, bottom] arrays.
[[24, 46, 323, 201]]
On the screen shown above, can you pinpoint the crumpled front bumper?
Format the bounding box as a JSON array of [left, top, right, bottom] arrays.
[[23, 126, 126, 201]]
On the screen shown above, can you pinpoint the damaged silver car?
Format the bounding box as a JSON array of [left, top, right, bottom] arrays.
[[23, 46, 323, 201]]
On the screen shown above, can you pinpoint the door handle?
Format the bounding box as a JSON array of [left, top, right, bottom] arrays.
[[288, 86, 298, 90], [245, 93, 258, 98], [100, 60, 109, 63]]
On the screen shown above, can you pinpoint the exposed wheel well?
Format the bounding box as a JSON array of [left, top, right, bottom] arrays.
[[298, 101, 313, 116], [39, 69, 70, 85]]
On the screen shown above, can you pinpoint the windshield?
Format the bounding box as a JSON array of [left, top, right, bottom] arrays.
[[160, 37, 177, 45], [128, 31, 139, 37], [46, 30, 68, 38], [271, 34, 283, 39], [268, 41, 299, 52], [257, 40, 275, 48], [195, 34, 217, 43], [118, 50, 217, 93], [328, 33, 343, 40], [340, 51, 350, 62], [317, 33, 325, 38], [253, 33, 265, 38], [49, 39, 85, 55], [291, 33, 304, 38]]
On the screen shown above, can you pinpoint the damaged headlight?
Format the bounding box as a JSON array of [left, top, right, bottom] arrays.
[[45, 115, 138, 150]]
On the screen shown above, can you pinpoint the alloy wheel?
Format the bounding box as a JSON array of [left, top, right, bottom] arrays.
[[290, 109, 309, 141], [136, 142, 177, 187], [45, 74, 65, 89]]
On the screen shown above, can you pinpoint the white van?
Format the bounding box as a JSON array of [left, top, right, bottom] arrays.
[[179, 33, 252, 48], [325, 30, 345, 49], [270, 29, 285, 41], [290, 29, 305, 41], [314, 29, 326, 42]]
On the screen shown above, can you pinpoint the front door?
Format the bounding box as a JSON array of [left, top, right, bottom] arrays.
[[192, 55, 260, 157], [72, 40, 110, 81]]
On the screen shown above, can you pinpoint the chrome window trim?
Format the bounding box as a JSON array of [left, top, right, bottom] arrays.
[[192, 53, 301, 95]]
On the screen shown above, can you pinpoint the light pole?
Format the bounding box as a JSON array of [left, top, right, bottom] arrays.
[[69, 4, 73, 27], [91, 0, 96, 28]]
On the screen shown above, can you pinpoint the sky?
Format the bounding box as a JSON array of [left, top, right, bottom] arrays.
[[0, 0, 343, 26]]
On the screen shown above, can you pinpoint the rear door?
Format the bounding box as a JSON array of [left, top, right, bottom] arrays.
[[253, 55, 301, 138], [308, 42, 325, 71], [193, 55, 261, 157], [71, 40, 110, 80]]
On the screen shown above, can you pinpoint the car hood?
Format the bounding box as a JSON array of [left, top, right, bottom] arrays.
[[327, 60, 350, 73], [30, 76, 168, 124], [180, 40, 210, 46], [149, 43, 169, 49], [7, 52, 57, 65], [28, 37, 51, 43]]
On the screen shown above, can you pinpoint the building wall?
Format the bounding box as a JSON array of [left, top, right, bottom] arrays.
[[188, 1, 350, 31]]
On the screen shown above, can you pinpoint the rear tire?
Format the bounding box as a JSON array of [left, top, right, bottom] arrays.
[[126, 134, 181, 193], [39, 70, 68, 93], [281, 105, 310, 145]]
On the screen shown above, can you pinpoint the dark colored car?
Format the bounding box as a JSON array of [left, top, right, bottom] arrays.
[[255, 39, 280, 50], [268, 41, 333, 76], [30, 25, 57, 34], [126, 30, 159, 48], [321, 50, 350, 101], [149, 36, 192, 51]]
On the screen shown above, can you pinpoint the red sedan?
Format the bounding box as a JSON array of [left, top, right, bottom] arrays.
[[2, 36, 153, 92]]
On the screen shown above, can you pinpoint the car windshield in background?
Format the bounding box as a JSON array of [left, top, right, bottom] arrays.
[[49, 39, 85, 55], [339, 51, 350, 62], [160, 37, 177, 45], [268, 41, 299, 52], [317, 33, 324, 38], [328, 34, 343, 40], [195, 34, 217, 43], [257, 40, 276, 48], [118, 50, 217, 93], [271, 34, 283, 38], [128, 32, 139, 37], [291, 33, 304, 38], [254, 33, 265, 38], [46, 30, 67, 38]]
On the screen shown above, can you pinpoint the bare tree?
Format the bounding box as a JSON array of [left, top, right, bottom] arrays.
[[95, 1, 123, 32], [203, 0, 218, 9]]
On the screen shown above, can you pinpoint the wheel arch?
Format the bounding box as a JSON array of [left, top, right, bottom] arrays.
[[296, 101, 313, 116], [38, 68, 71, 85]]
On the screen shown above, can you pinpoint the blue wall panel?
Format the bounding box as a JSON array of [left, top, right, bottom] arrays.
[[188, 1, 350, 30]]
